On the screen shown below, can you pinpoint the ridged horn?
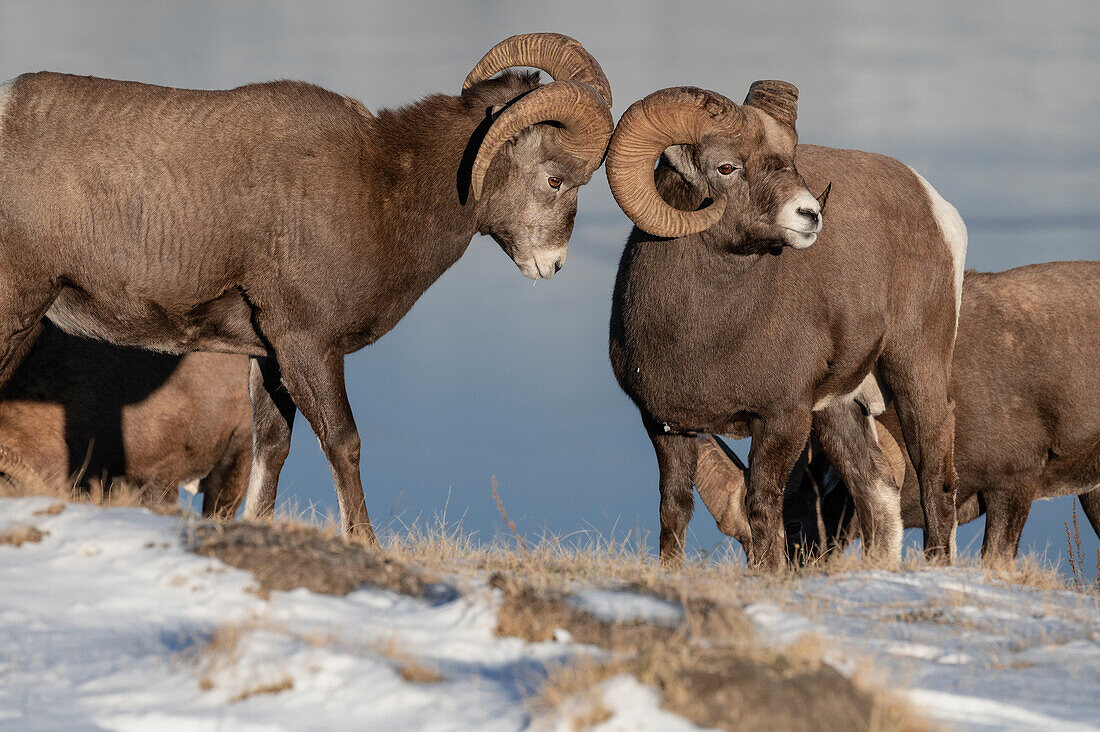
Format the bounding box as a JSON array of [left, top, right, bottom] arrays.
[[0, 444, 49, 495], [470, 80, 613, 201], [695, 434, 750, 544], [874, 420, 908, 490], [605, 87, 744, 238], [463, 32, 612, 108], [743, 80, 799, 131]]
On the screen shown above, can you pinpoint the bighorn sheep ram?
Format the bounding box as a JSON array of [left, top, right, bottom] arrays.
[[0, 322, 252, 517], [697, 262, 1100, 561], [0, 33, 613, 539], [606, 84, 966, 567]]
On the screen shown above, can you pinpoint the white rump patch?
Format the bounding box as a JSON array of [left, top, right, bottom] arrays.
[[909, 167, 968, 336]]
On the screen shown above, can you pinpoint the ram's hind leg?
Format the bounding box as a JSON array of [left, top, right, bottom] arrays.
[[981, 482, 1034, 562], [883, 357, 958, 562], [813, 403, 903, 565], [202, 428, 253, 519], [242, 356, 296, 521]]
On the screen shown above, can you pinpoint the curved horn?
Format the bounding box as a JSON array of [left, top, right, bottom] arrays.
[[463, 32, 612, 108], [605, 87, 744, 238], [0, 444, 50, 496], [470, 80, 613, 201], [695, 434, 751, 545], [874, 420, 908, 490], [743, 80, 799, 131]]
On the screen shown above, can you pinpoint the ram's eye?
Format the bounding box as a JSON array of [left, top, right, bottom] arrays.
[[547, 176, 563, 189], [717, 163, 737, 176]]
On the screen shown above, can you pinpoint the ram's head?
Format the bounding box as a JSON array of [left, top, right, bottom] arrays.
[[606, 83, 825, 250], [465, 33, 613, 281]]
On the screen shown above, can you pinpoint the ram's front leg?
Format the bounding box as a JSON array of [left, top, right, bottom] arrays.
[[648, 425, 698, 568], [746, 410, 812, 570]]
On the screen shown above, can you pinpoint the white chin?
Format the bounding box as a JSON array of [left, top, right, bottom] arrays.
[[784, 231, 817, 249], [515, 259, 543, 281]]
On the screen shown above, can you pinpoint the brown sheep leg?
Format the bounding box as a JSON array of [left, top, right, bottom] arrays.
[[0, 320, 43, 391], [201, 430, 253, 519], [242, 356, 295, 521], [1079, 490, 1100, 541], [981, 483, 1033, 562], [649, 428, 697, 568], [746, 409, 812, 570], [813, 403, 903, 565], [0, 273, 56, 390], [0, 294, 51, 396], [883, 362, 958, 563], [269, 340, 375, 543]]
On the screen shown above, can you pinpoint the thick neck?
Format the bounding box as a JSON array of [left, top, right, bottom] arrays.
[[365, 95, 488, 259], [363, 75, 541, 260]]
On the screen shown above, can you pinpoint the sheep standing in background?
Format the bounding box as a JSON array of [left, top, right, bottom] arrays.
[[717, 262, 1100, 561], [0, 322, 251, 517], [0, 33, 614, 540], [606, 84, 966, 568]]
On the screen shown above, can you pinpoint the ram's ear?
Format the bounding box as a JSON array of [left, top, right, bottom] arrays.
[[506, 124, 544, 155], [661, 144, 706, 189], [816, 182, 832, 216], [743, 80, 799, 132]]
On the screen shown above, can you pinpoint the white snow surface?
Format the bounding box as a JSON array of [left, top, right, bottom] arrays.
[[2, 496, 1098, 731], [750, 569, 1100, 731], [568, 589, 684, 627], [0, 497, 702, 731]]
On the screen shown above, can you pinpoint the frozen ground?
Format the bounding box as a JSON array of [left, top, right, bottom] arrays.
[[0, 497, 686, 731], [0, 496, 1097, 731], [750, 569, 1100, 731]]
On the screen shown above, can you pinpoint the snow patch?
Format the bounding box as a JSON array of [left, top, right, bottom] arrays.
[[744, 602, 821, 646], [568, 589, 685, 627], [745, 568, 1100, 731], [593, 675, 706, 731], [0, 498, 693, 731]]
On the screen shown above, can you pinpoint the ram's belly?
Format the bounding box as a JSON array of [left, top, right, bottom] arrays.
[[618, 347, 755, 437], [46, 285, 266, 356]]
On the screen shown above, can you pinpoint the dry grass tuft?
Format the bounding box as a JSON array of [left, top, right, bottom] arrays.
[[228, 676, 294, 703], [0, 524, 46, 546], [372, 637, 445, 684], [492, 572, 915, 732], [491, 475, 529, 553], [979, 551, 1072, 593], [0, 466, 190, 520], [535, 656, 619, 729], [1064, 502, 1099, 592], [31, 503, 65, 516], [196, 623, 246, 692], [798, 536, 1094, 597], [185, 520, 426, 597]]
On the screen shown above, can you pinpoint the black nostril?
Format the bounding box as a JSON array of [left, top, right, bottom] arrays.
[[797, 208, 819, 223], [554, 259, 563, 272]]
